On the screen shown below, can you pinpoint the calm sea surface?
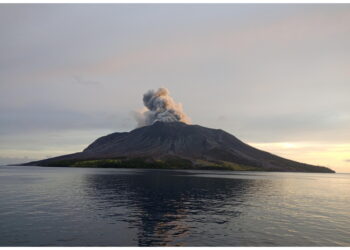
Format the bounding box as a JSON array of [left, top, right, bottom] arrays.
[[0, 165, 349, 246]]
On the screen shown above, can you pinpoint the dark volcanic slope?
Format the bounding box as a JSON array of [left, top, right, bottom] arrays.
[[27, 122, 334, 173]]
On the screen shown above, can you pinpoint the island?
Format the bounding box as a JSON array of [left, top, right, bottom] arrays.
[[22, 121, 335, 173]]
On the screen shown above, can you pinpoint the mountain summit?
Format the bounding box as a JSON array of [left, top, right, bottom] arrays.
[[25, 122, 334, 173]]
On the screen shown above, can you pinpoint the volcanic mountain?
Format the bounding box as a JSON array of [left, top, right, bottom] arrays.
[[24, 121, 334, 173]]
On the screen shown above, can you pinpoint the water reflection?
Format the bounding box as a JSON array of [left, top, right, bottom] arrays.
[[84, 170, 260, 246], [3, 167, 348, 246]]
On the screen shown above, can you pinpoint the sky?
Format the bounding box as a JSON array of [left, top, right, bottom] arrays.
[[0, 4, 349, 172]]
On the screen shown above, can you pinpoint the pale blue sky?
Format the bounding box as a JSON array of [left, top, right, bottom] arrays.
[[1, 4, 349, 171]]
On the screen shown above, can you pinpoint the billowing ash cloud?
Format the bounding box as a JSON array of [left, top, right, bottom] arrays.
[[135, 88, 190, 127]]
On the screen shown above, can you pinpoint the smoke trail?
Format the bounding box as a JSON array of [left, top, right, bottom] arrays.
[[135, 88, 190, 127]]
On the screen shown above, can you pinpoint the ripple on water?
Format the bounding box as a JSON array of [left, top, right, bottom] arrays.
[[1, 167, 350, 246]]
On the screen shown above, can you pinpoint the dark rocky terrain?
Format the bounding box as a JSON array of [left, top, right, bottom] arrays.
[[24, 122, 335, 173]]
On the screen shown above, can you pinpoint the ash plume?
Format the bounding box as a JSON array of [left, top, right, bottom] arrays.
[[135, 88, 190, 127]]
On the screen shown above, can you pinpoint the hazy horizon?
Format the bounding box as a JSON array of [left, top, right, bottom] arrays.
[[1, 4, 349, 172]]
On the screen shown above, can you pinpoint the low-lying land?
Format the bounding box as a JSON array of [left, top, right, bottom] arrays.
[[27, 156, 331, 172], [31, 157, 261, 171]]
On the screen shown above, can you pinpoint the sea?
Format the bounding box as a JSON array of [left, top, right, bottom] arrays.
[[0, 165, 349, 246]]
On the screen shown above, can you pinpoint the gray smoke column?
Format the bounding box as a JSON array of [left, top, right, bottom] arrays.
[[135, 88, 190, 127]]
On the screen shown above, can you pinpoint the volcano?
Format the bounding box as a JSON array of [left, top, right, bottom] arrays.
[[24, 121, 334, 173]]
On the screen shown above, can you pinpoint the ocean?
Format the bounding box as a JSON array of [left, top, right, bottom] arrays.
[[0, 165, 349, 246]]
